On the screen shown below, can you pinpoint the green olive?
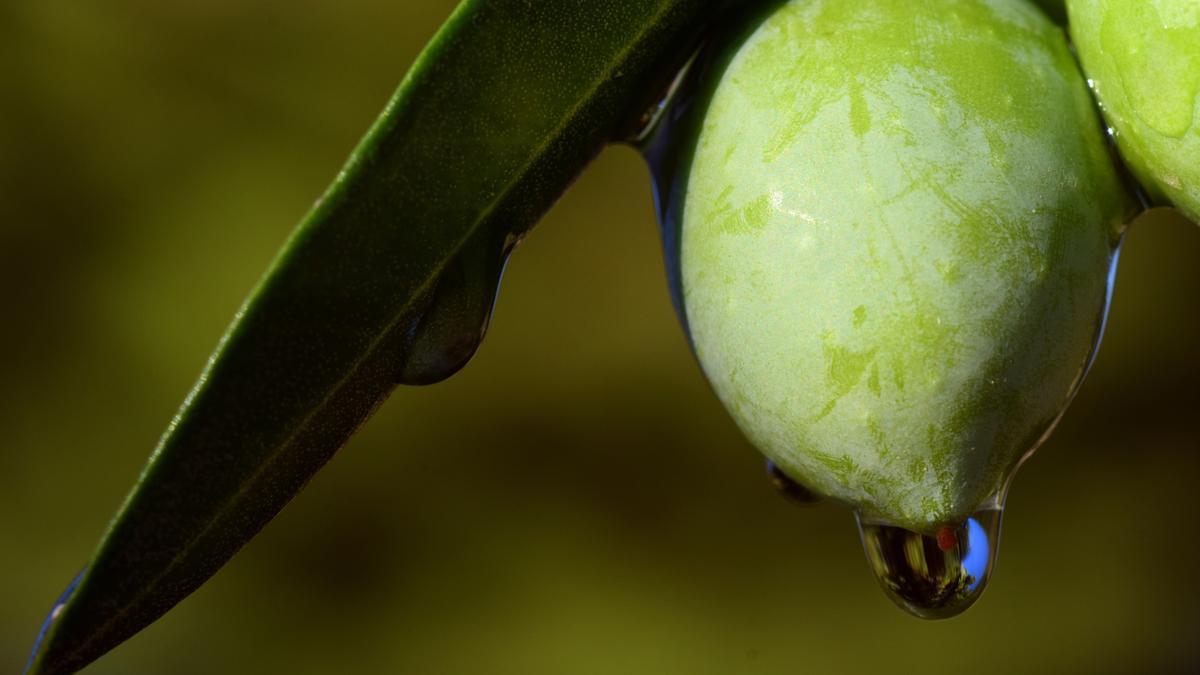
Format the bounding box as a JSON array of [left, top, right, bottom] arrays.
[[676, 0, 1135, 531], [1068, 0, 1200, 224]]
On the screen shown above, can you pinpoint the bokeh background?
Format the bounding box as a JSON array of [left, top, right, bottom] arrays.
[[2, 1, 1198, 673]]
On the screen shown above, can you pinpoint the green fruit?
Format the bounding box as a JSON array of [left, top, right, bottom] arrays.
[[676, 0, 1135, 531], [1068, 0, 1200, 223]]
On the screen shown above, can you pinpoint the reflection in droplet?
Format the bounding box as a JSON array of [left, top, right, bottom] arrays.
[[25, 566, 87, 674], [857, 505, 1002, 620]]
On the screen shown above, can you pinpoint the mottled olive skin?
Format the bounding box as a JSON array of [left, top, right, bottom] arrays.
[[679, 0, 1134, 531], [1069, 0, 1200, 224]]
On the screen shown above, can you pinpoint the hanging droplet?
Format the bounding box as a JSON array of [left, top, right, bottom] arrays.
[[765, 460, 820, 505], [856, 505, 1003, 619], [398, 231, 512, 385]]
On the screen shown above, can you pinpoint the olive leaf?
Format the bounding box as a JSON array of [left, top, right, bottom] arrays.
[[24, 1, 738, 672]]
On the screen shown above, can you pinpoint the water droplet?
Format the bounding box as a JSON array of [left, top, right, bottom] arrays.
[[856, 504, 1002, 619], [26, 566, 87, 674], [766, 460, 820, 504], [626, 49, 700, 147], [637, 59, 707, 333], [635, 6, 772, 338], [398, 232, 512, 385]]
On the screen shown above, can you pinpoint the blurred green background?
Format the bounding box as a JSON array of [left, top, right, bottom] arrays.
[[2, 1, 1198, 673]]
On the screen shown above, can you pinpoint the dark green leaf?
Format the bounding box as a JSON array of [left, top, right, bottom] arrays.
[[26, 1, 738, 672]]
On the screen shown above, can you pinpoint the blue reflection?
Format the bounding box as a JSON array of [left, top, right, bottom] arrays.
[[25, 566, 87, 674], [961, 518, 989, 591]]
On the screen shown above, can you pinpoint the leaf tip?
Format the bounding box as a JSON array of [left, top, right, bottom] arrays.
[[25, 567, 88, 675]]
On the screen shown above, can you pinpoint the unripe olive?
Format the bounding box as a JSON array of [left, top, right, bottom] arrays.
[[672, 0, 1136, 531], [1068, 0, 1200, 224]]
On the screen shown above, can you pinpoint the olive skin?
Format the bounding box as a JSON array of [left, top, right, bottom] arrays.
[[676, 0, 1135, 531], [1068, 0, 1200, 224]]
